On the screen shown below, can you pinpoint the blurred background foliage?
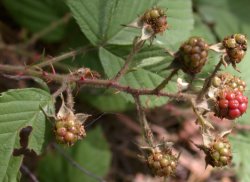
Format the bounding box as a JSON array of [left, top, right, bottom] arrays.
[[1, 0, 250, 181]]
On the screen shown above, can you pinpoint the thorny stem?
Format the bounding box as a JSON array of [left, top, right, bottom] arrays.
[[0, 64, 194, 100], [190, 99, 213, 132], [154, 68, 179, 92], [33, 45, 94, 68], [112, 37, 145, 82], [22, 13, 72, 48], [197, 57, 224, 101], [133, 95, 154, 147]]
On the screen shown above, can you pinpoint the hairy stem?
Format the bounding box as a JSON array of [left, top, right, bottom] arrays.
[[133, 95, 154, 147], [197, 58, 223, 101], [0, 64, 194, 100], [33, 45, 94, 68], [113, 38, 145, 82]]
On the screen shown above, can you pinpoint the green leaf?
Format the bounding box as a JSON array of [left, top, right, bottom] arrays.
[[38, 126, 111, 182], [67, 0, 193, 48], [99, 47, 176, 108], [153, 0, 194, 50], [67, 0, 155, 45], [81, 89, 133, 112], [31, 77, 50, 92], [2, 0, 69, 42], [0, 88, 54, 182], [197, 0, 250, 38], [230, 133, 250, 182], [191, 15, 216, 44]]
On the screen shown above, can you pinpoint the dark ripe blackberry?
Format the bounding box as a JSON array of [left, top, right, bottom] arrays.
[[223, 34, 247, 64], [178, 37, 209, 75], [147, 149, 178, 177], [206, 137, 232, 167], [141, 7, 168, 34]]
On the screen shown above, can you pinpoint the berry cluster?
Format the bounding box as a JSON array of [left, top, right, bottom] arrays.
[[205, 137, 232, 167], [212, 73, 246, 92], [216, 89, 248, 119], [177, 37, 209, 75], [223, 34, 247, 64], [141, 7, 167, 34], [55, 118, 86, 146], [147, 149, 178, 177]]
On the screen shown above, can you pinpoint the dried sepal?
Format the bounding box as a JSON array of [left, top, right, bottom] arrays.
[[209, 43, 225, 53]]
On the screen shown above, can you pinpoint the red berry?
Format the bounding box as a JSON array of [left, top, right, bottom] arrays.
[[236, 95, 244, 103], [235, 90, 242, 96], [228, 100, 239, 109], [216, 90, 248, 119], [219, 99, 229, 108], [57, 127, 67, 137], [226, 92, 235, 100], [229, 109, 241, 119], [239, 103, 247, 113], [242, 96, 248, 103], [65, 132, 75, 143]]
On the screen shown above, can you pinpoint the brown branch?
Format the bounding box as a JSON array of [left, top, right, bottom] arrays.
[[0, 64, 194, 100], [133, 95, 154, 147], [112, 38, 145, 82]]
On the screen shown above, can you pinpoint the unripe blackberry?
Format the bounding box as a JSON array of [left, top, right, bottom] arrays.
[[215, 89, 248, 119], [147, 149, 178, 177], [177, 37, 209, 75], [54, 119, 86, 145], [212, 73, 246, 92], [223, 34, 247, 64], [141, 7, 167, 34], [54, 95, 90, 146], [205, 137, 232, 167]]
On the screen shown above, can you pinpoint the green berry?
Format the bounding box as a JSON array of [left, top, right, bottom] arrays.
[[150, 9, 160, 19], [225, 38, 236, 48], [206, 137, 232, 167], [235, 34, 247, 44], [147, 149, 178, 177]]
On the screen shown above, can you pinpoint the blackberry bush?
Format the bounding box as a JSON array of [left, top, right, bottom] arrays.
[[0, 0, 249, 181]]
